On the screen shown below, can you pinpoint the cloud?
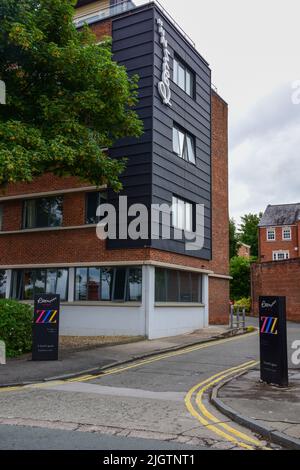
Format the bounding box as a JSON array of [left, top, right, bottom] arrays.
[[229, 83, 300, 222]]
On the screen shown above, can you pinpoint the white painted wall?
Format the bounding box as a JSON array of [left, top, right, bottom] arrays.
[[148, 305, 206, 339], [59, 304, 145, 336]]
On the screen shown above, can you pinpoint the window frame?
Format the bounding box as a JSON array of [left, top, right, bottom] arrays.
[[267, 228, 276, 241], [172, 124, 196, 164], [85, 191, 107, 225], [173, 55, 195, 98], [11, 268, 69, 301], [272, 251, 290, 261], [172, 196, 194, 232], [22, 196, 63, 230], [282, 226, 292, 241], [155, 267, 202, 303]]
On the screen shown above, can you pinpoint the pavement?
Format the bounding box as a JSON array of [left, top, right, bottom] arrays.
[[212, 368, 300, 449], [0, 325, 238, 386]]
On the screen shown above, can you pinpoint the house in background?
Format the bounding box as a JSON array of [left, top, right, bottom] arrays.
[[237, 243, 251, 259], [0, 0, 230, 338], [252, 203, 300, 322], [258, 203, 300, 262]]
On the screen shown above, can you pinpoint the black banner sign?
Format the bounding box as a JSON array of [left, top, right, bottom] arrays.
[[32, 293, 60, 361], [259, 296, 288, 387]]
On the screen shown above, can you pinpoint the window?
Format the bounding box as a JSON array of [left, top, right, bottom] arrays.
[[172, 196, 193, 232], [273, 251, 289, 261], [0, 270, 7, 298], [86, 191, 107, 225], [173, 56, 195, 97], [0, 205, 3, 231], [267, 228, 276, 241], [11, 268, 69, 301], [75, 267, 142, 302], [173, 125, 196, 164], [23, 196, 63, 229], [282, 227, 292, 240], [155, 268, 202, 303]]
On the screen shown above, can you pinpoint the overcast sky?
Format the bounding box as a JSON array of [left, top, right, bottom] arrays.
[[135, 0, 300, 224]]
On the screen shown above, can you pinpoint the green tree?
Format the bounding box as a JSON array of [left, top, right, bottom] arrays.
[[229, 217, 240, 259], [230, 256, 253, 300], [0, 0, 143, 191], [239, 213, 262, 258]]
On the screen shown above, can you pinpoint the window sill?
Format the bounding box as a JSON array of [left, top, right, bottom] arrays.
[[0, 225, 97, 235], [20, 300, 142, 307], [172, 152, 196, 166], [155, 302, 204, 308]]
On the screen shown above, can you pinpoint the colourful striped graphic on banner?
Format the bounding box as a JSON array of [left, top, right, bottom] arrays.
[[35, 310, 58, 324], [260, 316, 278, 335]]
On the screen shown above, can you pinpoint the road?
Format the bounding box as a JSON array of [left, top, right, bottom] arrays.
[[0, 318, 299, 450]]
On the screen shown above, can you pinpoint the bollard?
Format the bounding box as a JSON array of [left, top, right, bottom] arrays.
[[0, 340, 6, 365]]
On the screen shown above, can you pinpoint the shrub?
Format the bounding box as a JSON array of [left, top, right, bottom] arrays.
[[234, 297, 252, 313], [0, 299, 33, 358], [230, 256, 255, 300]]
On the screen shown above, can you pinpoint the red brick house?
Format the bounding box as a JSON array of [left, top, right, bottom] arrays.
[[0, 0, 230, 337], [252, 203, 300, 321]]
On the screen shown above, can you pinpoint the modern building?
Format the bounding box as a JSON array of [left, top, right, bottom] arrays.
[[0, 0, 230, 338], [252, 203, 300, 322]]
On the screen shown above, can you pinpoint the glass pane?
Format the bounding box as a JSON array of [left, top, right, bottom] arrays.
[[87, 267, 101, 301], [101, 268, 113, 301], [166, 270, 179, 302], [173, 127, 180, 155], [113, 268, 126, 301], [179, 271, 191, 302], [178, 129, 185, 158], [56, 269, 68, 301], [186, 70, 193, 96], [48, 197, 63, 227], [191, 273, 201, 302], [86, 192, 99, 225], [46, 269, 57, 294], [172, 196, 178, 228], [24, 200, 36, 229], [11, 270, 23, 300], [23, 270, 34, 300], [178, 63, 185, 90], [75, 268, 88, 301], [173, 58, 178, 85], [128, 268, 142, 301], [34, 269, 46, 295], [155, 268, 166, 302], [186, 135, 196, 164], [177, 199, 185, 230], [0, 270, 7, 298], [185, 202, 193, 232]]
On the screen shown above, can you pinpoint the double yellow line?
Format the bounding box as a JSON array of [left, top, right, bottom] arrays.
[[185, 360, 270, 450], [0, 332, 258, 393]]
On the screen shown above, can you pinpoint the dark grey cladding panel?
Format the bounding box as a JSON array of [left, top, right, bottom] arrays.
[[107, 4, 212, 260], [152, 5, 212, 260]]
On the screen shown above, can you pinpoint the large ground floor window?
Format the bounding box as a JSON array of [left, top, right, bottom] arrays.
[[75, 266, 142, 302], [11, 268, 69, 301], [0, 270, 7, 298], [155, 268, 202, 303]]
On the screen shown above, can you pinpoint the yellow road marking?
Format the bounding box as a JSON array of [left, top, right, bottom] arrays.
[[185, 361, 270, 450], [0, 331, 258, 393], [65, 331, 258, 384]]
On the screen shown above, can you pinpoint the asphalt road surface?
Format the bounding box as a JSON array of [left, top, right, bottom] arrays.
[[0, 318, 299, 450]]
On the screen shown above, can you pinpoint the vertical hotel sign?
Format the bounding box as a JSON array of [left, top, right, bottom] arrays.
[[259, 296, 288, 387], [157, 18, 172, 106], [32, 294, 60, 361]]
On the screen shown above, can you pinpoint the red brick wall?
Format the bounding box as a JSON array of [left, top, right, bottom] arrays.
[[251, 259, 300, 322], [209, 277, 230, 325], [238, 244, 251, 258], [259, 225, 299, 262]]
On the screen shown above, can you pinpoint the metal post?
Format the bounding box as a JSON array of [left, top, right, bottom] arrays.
[[236, 307, 240, 329], [242, 307, 246, 329], [230, 304, 234, 329]]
